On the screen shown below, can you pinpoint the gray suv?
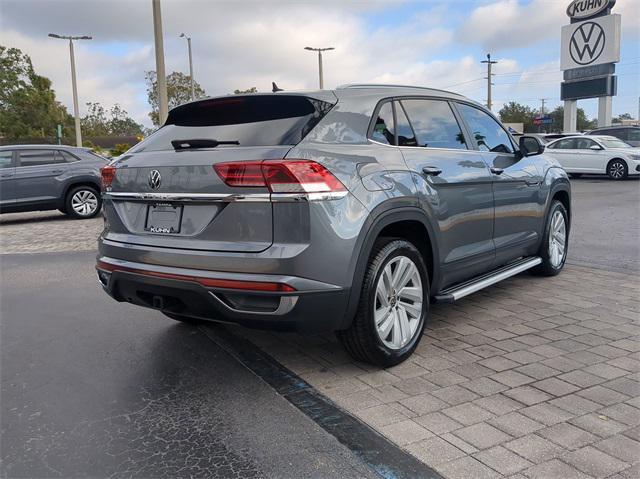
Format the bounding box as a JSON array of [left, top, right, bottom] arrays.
[[97, 85, 571, 366], [0, 145, 106, 218]]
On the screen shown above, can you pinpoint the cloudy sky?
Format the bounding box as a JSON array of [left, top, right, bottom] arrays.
[[1, 0, 638, 127]]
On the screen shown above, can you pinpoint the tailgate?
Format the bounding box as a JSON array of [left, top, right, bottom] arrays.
[[103, 147, 291, 252]]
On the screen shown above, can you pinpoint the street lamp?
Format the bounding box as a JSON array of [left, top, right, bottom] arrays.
[[179, 33, 195, 101], [48, 33, 92, 147], [304, 46, 334, 89]]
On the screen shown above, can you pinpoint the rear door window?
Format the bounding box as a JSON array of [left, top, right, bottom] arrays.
[[130, 95, 334, 153], [401, 99, 467, 149], [17, 150, 58, 167]]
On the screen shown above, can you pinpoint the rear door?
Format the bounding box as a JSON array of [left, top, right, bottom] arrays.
[[454, 102, 543, 266], [14, 149, 68, 205], [397, 98, 495, 287], [103, 94, 335, 253], [546, 138, 579, 171], [0, 150, 16, 209]]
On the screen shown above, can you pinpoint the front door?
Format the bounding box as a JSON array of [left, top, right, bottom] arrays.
[[14, 149, 68, 206], [454, 102, 544, 267], [396, 98, 495, 288], [0, 150, 16, 209]]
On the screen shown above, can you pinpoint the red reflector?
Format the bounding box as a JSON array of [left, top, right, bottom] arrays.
[[100, 165, 117, 190], [213, 160, 346, 193], [96, 260, 296, 292]]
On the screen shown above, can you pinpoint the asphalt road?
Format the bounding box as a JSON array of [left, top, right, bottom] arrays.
[[568, 176, 639, 272], [0, 252, 378, 478]]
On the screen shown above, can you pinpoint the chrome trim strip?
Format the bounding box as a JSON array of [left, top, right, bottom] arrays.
[[209, 292, 299, 316], [437, 257, 542, 302], [104, 191, 348, 203]]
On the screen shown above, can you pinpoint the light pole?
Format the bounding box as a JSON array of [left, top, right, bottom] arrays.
[[152, 0, 169, 125], [48, 33, 91, 146], [304, 46, 334, 89], [180, 33, 195, 101]]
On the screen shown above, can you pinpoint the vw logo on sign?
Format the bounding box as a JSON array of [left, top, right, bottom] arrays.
[[148, 170, 162, 190], [569, 22, 606, 65]]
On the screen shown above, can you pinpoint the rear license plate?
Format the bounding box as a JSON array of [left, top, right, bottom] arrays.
[[145, 204, 183, 234]]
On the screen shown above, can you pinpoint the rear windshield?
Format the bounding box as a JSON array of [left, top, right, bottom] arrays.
[[130, 95, 334, 153]]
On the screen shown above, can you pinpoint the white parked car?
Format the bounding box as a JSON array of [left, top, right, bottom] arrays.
[[545, 135, 640, 180]]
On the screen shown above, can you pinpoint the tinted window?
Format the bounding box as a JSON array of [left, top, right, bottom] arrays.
[[395, 102, 417, 147], [401, 99, 467, 149], [628, 129, 640, 142], [18, 150, 58, 167], [371, 102, 395, 145], [131, 95, 334, 152], [0, 151, 13, 169], [457, 103, 514, 153], [575, 138, 597, 149], [549, 139, 577, 149], [59, 150, 79, 163]]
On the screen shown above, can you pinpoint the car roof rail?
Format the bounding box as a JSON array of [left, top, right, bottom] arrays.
[[336, 83, 462, 96]]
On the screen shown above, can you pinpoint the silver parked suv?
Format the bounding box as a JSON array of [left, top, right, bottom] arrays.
[[97, 85, 571, 366]]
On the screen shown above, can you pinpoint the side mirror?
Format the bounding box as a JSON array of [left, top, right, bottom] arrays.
[[519, 136, 545, 157], [589, 145, 603, 151]]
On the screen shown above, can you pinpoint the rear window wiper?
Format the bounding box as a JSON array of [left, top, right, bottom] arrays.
[[171, 139, 240, 150]]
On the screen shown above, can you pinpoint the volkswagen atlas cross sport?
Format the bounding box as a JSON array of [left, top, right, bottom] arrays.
[[97, 85, 571, 366]]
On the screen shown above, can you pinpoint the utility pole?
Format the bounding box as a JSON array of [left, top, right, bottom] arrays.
[[304, 46, 335, 89], [48, 33, 92, 146], [180, 33, 195, 101], [152, 0, 169, 125], [481, 53, 498, 111], [539, 98, 548, 133]]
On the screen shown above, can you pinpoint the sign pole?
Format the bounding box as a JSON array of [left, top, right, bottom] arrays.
[[598, 96, 613, 127], [564, 100, 578, 133]]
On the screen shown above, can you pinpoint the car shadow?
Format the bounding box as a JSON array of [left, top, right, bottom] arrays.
[[0, 211, 102, 226]]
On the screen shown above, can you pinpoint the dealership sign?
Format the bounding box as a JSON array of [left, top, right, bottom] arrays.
[[561, 14, 620, 70], [566, 0, 614, 20]]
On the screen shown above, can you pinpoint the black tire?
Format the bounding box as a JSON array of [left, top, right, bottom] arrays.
[[607, 159, 628, 180], [336, 238, 429, 367], [65, 185, 102, 219], [163, 312, 202, 324], [568, 173, 582, 179], [531, 200, 569, 277]]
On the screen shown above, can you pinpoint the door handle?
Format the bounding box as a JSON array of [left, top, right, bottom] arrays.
[[0, 173, 13, 178], [490, 167, 504, 175], [422, 166, 442, 176], [51, 169, 64, 174]]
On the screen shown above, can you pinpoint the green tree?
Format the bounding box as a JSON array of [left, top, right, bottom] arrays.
[[81, 102, 143, 137], [498, 101, 536, 132], [234, 87, 258, 94], [145, 71, 206, 126], [547, 105, 596, 132], [613, 113, 633, 124], [0, 45, 73, 140]]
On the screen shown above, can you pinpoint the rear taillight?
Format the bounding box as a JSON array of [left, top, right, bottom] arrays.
[[213, 160, 346, 194], [101, 165, 116, 190]]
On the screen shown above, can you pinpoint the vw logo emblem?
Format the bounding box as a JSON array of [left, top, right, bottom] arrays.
[[148, 170, 162, 190], [570, 22, 605, 65]]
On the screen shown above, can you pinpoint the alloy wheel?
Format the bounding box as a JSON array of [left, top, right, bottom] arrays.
[[548, 210, 566, 268], [71, 190, 99, 216], [609, 161, 625, 179], [374, 255, 423, 350]]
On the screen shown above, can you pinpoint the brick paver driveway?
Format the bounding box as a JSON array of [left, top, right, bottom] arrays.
[[237, 265, 639, 478]]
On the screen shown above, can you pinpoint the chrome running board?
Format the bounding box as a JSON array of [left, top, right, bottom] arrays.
[[434, 257, 542, 303]]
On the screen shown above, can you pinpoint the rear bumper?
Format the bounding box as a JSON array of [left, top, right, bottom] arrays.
[[97, 256, 349, 332]]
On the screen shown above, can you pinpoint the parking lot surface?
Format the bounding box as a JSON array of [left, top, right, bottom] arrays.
[[1, 177, 638, 478]]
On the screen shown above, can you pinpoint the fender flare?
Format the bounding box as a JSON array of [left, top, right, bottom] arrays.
[[339, 202, 440, 330]]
